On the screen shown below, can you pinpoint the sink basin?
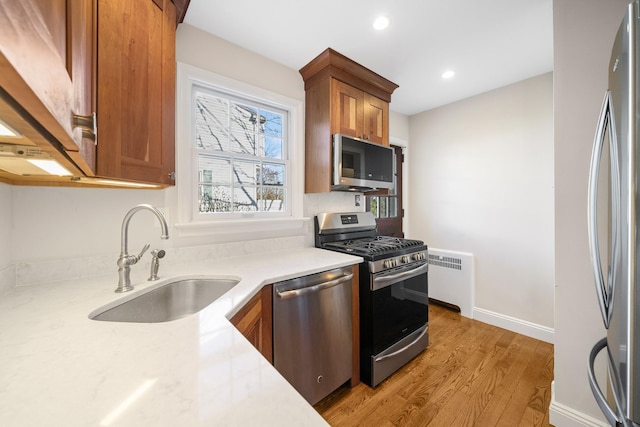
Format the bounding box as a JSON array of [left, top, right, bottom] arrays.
[[89, 278, 240, 323]]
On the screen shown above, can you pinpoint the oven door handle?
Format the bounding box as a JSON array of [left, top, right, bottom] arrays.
[[371, 262, 429, 291], [275, 273, 354, 299], [374, 326, 429, 363]]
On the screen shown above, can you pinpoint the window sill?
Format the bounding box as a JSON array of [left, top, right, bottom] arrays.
[[174, 217, 310, 243]]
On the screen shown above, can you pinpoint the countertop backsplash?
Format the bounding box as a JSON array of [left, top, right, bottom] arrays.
[[0, 264, 14, 296], [7, 235, 307, 290]]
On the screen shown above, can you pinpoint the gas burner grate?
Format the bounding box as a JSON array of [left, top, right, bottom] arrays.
[[323, 235, 424, 256]]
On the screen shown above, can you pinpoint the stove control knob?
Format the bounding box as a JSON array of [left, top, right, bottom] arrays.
[[384, 259, 398, 268], [401, 256, 410, 264]]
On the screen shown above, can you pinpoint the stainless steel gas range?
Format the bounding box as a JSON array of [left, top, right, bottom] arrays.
[[315, 212, 429, 387]]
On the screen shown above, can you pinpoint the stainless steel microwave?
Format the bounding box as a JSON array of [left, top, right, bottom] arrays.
[[332, 134, 394, 192]]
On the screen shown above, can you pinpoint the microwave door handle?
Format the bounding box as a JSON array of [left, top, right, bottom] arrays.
[[588, 90, 612, 328]]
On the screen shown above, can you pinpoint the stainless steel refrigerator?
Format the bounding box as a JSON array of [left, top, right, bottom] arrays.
[[588, 1, 640, 426]]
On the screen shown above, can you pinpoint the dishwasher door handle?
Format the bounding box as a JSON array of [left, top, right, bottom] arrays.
[[275, 273, 354, 299]]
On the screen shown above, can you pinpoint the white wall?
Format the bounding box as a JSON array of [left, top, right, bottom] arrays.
[[0, 182, 12, 267], [11, 187, 166, 261], [390, 111, 409, 141], [551, 0, 629, 425], [408, 73, 555, 332]]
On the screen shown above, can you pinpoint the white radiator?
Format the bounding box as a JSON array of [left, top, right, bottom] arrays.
[[427, 248, 474, 318]]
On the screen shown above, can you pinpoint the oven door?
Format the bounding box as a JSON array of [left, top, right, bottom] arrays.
[[370, 261, 429, 355]]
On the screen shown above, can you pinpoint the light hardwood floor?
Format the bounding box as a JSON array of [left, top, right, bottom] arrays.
[[314, 303, 554, 426]]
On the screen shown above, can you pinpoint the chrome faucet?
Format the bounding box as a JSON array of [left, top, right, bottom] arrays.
[[116, 204, 169, 293]]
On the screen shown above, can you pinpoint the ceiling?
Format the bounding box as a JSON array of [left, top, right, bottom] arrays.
[[183, 0, 553, 116]]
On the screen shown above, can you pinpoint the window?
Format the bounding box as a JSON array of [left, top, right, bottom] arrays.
[[366, 144, 404, 237], [175, 63, 304, 238], [194, 89, 287, 214]]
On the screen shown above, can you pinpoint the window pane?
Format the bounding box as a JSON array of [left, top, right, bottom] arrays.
[[233, 161, 259, 185], [263, 136, 283, 159], [199, 184, 231, 213], [259, 187, 285, 212], [195, 93, 229, 151], [369, 196, 379, 217], [234, 187, 258, 212], [380, 197, 388, 218], [230, 103, 258, 155], [199, 156, 230, 184], [389, 197, 397, 217], [262, 163, 284, 185], [261, 109, 282, 137]]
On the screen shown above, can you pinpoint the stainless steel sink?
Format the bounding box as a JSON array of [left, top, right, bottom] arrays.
[[89, 278, 240, 323]]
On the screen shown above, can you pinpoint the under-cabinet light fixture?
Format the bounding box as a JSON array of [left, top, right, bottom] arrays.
[[71, 177, 163, 188], [0, 117, 20, 137], [27, 159, 72, 176]]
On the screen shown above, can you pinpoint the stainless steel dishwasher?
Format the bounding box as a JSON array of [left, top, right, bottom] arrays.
[[273, 265, 353, 405]]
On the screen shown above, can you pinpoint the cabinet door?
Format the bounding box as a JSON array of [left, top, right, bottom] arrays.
[[364, 93, 388, 146], [331, 79, 364, 139], [96, 0, 175, 185], [0, 0, 95, 172], [230, 285, 273, 363]]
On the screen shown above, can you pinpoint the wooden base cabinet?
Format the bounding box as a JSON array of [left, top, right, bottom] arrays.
[[230, 285, 273, 363], [299, 48, 398, 193]]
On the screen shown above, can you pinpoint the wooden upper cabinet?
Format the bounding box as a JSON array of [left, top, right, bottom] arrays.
[[0, 0, 175, 187], [96, 0, 176, 186], [363, 93, 387, 145], [332, 79, 388, 146], [300, 48, 398, 193], [0, 0, 95, 177], [332, 79, 364, 139]]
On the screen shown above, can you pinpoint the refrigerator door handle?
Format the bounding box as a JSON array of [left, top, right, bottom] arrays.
[[588, 90, 619, 329], [588, 337, 620, 426]]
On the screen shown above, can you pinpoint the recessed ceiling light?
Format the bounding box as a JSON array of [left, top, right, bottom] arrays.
[[373, 16, 390, 30], [441, 70, 456, 79]]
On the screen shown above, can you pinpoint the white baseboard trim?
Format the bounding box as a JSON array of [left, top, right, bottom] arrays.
[[473, 307, 554, 343], [549, 381, 609, 427]]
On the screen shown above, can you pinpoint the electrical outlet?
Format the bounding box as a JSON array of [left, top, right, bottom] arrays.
[[355, 194, 361, 207]]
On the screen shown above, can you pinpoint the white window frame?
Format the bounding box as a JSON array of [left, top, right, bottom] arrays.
[[173, 62, 305, 240]]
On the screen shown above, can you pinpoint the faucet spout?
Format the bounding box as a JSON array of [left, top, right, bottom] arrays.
[[116, 204, 169, 293]]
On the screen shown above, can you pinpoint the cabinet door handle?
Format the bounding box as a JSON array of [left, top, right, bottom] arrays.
[[72, 112, 97, 142]]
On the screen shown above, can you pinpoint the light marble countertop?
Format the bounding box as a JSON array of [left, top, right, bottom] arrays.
[[0, 247, 362, 426]]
